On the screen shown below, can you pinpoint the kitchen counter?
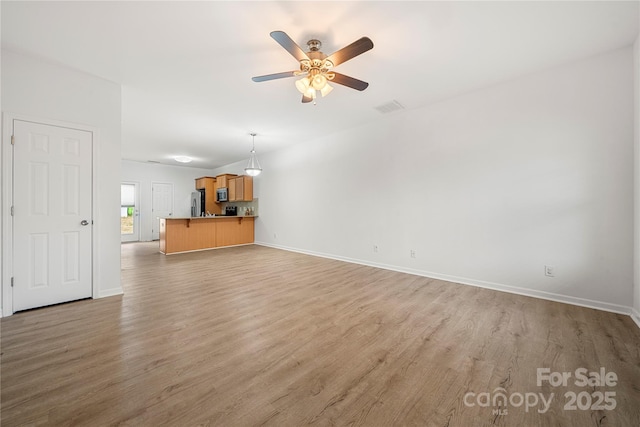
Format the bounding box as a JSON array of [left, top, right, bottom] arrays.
[[159, 216, 256, 254], [167, 215, 258, 220]]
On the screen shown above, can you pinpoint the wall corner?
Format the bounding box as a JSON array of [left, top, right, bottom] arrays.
[[633, 33, 640, 317]]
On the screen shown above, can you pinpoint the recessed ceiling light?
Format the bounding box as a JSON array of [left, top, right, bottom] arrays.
[[174, 156, 192, 163]]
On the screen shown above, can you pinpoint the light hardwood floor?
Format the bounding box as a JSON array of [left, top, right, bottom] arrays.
[[2, 242, 639, 426]]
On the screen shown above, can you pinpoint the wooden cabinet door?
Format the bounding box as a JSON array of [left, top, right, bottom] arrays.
[[228, 177, 237, 201], [215, 174, 237, 189], [216, 218, 241, 246], [242, 176, 253, 201], [195, 178, 206, 190], [230, 176, 253, 202], [215, 218, 254, 246], [238, 218, 254, 243], [235, 177, 244, 201]]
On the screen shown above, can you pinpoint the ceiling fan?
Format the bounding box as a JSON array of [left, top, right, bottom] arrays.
[[252, 31, 374, 103]]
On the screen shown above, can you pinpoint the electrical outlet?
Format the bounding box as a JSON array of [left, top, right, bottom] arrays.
[[373, 245, 378, 253], [410, 249, 416, 258], [545, 265, 554, 277]]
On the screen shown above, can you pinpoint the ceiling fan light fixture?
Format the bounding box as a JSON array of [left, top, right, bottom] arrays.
[[320, 83, 333, 97], [244, 133, 262, 177], [295, 77, 310, 93], [311, 74, 327, 90], [252, 31, 373, 104], [306, 87, 317, 99]]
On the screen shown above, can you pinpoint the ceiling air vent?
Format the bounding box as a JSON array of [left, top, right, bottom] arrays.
[[374, 100, 405, 114]]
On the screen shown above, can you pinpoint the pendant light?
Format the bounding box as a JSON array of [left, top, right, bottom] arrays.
[[244, 133, 262, 177]]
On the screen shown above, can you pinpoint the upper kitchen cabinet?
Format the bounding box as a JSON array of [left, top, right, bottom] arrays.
[[215, 174, 237, 189], [195, 176, 214, 190], [229, 175, 253, 202]]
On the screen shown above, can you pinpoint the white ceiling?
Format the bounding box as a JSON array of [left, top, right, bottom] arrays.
[[2, 1, 639, 169]]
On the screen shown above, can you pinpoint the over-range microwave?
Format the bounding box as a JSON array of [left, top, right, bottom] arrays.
[[216, 187, 228, 202]]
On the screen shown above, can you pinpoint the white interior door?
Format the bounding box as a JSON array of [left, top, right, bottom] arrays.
[[13, 120, 93, 312], [151, 182, 173, 240], [121, 182, 139, 242]]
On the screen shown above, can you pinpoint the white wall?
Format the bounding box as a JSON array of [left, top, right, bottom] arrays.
[[1, 49, 123, 310], [121, 160, 215, 241], [256, 47, 635, 313], [634, 35, 640, 325]]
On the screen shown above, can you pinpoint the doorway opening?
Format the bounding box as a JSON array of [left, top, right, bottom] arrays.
[[121, 182, 139, 242]]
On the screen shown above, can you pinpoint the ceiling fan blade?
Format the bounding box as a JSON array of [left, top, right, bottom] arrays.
[[302, 94, 313, 103], [326, 37, 374, 67], [331, 72, 369, 91], [270, 31, 310, 62], [252, 71, 297, 82]]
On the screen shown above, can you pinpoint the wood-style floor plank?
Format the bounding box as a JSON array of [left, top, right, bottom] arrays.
[[1, 242, 639, 426]]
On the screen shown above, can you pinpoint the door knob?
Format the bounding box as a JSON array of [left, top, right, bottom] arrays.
[[81, 220, 89, 226]]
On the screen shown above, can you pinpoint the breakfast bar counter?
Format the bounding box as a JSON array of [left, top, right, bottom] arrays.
[[159, 216, 256, 254]]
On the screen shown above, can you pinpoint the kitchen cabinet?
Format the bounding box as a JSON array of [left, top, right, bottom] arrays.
[[195, 176, 220, 214], [215, 174, 237, 189], [195, 177, 210, 190], [159, 217, 255, 254], [229, 175, 253, 202], [216, 217, 254, 247], [159, 218, 217, 254], [228, 177, 237, 201]]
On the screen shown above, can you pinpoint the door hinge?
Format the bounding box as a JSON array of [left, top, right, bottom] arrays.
[[11, 277, 14, 287], [11, 206, 14, 216], [11, 135, 15, 145]]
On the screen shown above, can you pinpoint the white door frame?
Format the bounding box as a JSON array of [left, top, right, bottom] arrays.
[[2, 113, 101, 317]]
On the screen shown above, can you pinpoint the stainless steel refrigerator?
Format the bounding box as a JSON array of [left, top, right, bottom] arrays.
[[190, 191, 202, 217]]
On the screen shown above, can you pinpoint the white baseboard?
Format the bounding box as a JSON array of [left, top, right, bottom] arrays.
[[97, 288, 124, 298], [0, 291, 123, 316], [255, 241, 635, 321], [632, 308, 640, 329]]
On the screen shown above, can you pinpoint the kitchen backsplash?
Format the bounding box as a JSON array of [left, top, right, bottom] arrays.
[[221, 198, 259, 216]]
